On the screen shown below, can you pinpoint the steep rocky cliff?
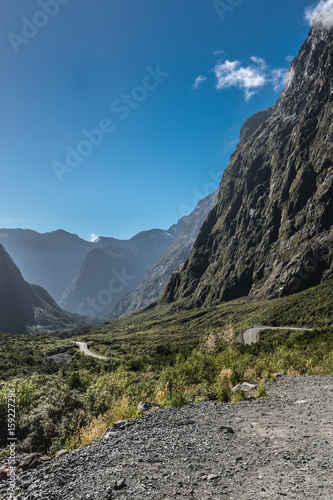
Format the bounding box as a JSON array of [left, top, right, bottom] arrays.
[[0, 244, 90, 334], [161, 25, 333, 308], [107, 191, 217, 319]]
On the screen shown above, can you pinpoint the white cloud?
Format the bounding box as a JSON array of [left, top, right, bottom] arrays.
[[250, 56, 267, 69], [271, 68, 289, 91], [193, 74, 208, 90], [215, 60, 266, 100], [305, 0, 333, 29], [90, 234, 100, 243], [285, 55, 294, 63], [214, 57, 288, 101], [214, 49, 225, 57]]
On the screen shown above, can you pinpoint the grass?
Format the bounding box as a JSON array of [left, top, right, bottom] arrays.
[[0, 279, 332, 455], [70, 278, 333, 367]]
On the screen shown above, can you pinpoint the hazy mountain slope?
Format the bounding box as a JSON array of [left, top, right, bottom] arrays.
[[161, 25, 333, 308], [59, 246, 148, 317], [108, 191, 217, 319], [0, 244, 36, 334], [0, 244, 89, 334], [0, 223, 184, 303], [60, 227, 184, 317], [0, 229, 93, 301]]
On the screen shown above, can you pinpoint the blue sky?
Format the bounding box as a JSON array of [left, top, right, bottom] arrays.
[[0, 0, 321, 240]]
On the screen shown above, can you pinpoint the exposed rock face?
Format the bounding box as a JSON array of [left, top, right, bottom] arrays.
[[239, 105, 276, 142], [161, 26, 333, 308], [107, 191, 217, 319], [0, 244, 90, 334]]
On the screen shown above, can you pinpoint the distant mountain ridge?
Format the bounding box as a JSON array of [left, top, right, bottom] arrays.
[[0, 244, 89, 334], [107, 190, 217, 319], [59, 226, 184, 317], [161, 25, 333, 308], [0, 223, 184, 304]]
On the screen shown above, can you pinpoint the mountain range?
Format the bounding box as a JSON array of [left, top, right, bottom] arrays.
[[0, 226, 183, 304], [1, 23, 332, 334], [161, 23, 333, 309], [59, 228, 183, 317], [0, 190, 218, 320], [0, 187, 216, 331], [107, 191, 217, 319]]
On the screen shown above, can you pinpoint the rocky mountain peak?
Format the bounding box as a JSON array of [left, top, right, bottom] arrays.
[[277, 25, 333, 115], [160, 25, 333, 308]]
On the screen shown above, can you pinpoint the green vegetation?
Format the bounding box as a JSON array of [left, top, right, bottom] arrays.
[[70, 278, 333, 366], [0, 334, 112, 381], [0, 280, 332, 456]]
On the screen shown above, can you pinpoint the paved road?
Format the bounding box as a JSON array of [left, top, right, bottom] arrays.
[[75, 341, 108, 359], [242, 324, 313, 345]]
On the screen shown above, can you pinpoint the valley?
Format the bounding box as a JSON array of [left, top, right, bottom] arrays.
[[0, 279, 332, 463], [0, 5, 332, 498]]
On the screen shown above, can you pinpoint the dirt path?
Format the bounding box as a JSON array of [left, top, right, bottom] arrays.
[[7, 373, 332, 500], [242, 324, 313, 344], [75, 341, 108, 359]]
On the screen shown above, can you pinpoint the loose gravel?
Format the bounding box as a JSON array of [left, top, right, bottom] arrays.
[[1, 374, 332, 499]]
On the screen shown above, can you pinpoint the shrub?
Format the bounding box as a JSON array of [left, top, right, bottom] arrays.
[[256, 382, 268, 398], [169, 382, 190, 407], [216, 368, 232, 402], [231, 390, 247, 402]]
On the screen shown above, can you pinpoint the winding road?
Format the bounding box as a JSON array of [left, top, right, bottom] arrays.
[[75, 325, 313, 357], [242, 324, 314, 345], [75, 341, 108, 359]]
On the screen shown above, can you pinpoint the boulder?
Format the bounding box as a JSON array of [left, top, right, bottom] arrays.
[[18, 453, 51, 472], [55, 449, 68, 459], [0, 466, 11, 481], [232, 382, 257, 393], [137, 401, 161, 413], [113, 420, 128, 429], [207, 474, 221, 481], [219, 425, 234, 434]]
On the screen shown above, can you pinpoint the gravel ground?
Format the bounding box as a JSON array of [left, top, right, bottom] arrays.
[[1, 374, 332, 500]]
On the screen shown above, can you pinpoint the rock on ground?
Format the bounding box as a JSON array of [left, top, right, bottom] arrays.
[[1, 374, 332, 499]]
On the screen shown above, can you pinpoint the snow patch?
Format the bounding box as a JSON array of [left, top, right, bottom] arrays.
[[90, 234, 100, 243]]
